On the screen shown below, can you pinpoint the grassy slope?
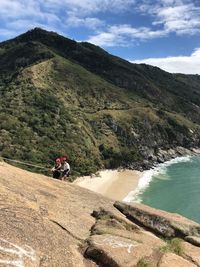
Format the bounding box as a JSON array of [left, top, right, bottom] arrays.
[[2, 28, 200, 111], [0, 29, 200, 176]]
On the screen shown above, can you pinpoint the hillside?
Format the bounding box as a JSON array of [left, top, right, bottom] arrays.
[[0, 28, 200, 175], [1, 162, 200, 266]]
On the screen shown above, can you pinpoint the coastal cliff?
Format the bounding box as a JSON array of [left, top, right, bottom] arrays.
[[1, 162, 200, 267]]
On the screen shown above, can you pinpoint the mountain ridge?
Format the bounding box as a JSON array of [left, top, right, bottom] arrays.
[[2, 28, 200, 111], [0, 28, 199, 175]]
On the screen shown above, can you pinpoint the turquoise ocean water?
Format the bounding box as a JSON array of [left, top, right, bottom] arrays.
[[124, 156, 200, 223]]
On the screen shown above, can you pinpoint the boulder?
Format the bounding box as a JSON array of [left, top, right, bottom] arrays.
[[183, 241, 200, 266], [158, 252, 196, 267], [86, 211, 200, 267], [85, 234, 153, 267], [157, 155, 165, 163], [114, 202, 200, 239], [176, 146, 188, 155], [85, 208, 165, 267], [185, 236, 200, 247], [91, 209, 164, 248], [167, 148, 176, 158]]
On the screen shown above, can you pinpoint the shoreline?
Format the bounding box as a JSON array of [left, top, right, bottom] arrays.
[[124, 147, 200, 172], [123, 155, 193, 203], [74, 153, 200, 202], [73, 169, 142, 201]]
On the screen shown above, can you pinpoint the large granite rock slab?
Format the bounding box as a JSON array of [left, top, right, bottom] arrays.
[[114, 201, 200, 239], [86, 234, 153, 267], [1, 162, 200, 267], [0, 162, 121, 266], [183, 241, 200, 266], [85, 208, 165, 267], [185, 236, 200, 247], [158, 252, 196, 267]]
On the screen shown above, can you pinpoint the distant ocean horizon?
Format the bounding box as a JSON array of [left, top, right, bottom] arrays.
[[124, 155, 200, 223]]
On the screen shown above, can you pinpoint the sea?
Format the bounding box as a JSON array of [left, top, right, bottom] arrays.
[[123, 155, 200, 223]]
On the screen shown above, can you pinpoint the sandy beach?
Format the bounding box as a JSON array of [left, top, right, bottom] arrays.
[[73, 169, 142, 201]]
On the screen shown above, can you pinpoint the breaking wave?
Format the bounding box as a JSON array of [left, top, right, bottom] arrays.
[[123, 156, 191, 203]]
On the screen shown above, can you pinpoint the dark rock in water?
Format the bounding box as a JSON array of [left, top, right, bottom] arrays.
[[157, 156, 165, 163], [148, 155, 153, 160], [148, 154, 157, 161], [142, 160, 150, 169]]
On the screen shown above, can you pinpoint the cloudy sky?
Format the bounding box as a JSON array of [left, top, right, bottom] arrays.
[[0, 0, 200, 74]]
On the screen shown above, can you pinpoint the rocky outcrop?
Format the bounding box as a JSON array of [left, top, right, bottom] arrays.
[[183, 241, 200, 266], [1, 162, 200, 266], [84, 209, 165, 267], [84, 208, 200, 267], [128, 146, 200, 171], [0, 162, 119, 266], [185, 236, 200, 247], [114, 201, 200, 240], [158, 253, 197, 267]]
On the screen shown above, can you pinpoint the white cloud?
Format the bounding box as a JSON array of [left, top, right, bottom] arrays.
[[88, 24, 167, 47], [138, 0, 200, 36], [66, 14, 104, 29], [88, 0, 200, 47], [0, 0, 199, 53], [130, 48, 200, 74], [0, 0, 136, 41], [0, 0, 63, 41], [43, 0, 135, 14], [0, 0, 42, 19], [157, 4, 200, 34], [88, 31, 126, 47]]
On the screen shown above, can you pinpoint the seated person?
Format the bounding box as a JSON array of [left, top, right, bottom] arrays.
[[51, 158, 62, 179], [62, 159, 70, 181]]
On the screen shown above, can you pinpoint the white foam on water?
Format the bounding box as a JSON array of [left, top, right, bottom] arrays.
[[123, 156, 191, 203]]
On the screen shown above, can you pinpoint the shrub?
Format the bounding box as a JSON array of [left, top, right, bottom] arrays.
[[161, 238, 184, 256], [137, 258, 152, 267]]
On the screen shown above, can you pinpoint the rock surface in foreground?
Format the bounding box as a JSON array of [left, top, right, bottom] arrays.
[[1, 162, 200, 266], [158, 253, 197, 267]]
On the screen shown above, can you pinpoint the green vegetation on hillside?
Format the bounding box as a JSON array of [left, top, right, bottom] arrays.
[[0, 28, 199, 176]]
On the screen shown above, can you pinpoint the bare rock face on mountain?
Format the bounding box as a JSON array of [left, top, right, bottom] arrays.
[[1, 162, 200, 266]]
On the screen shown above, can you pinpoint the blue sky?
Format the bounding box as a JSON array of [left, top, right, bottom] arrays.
[[0, 0, 200, 74]]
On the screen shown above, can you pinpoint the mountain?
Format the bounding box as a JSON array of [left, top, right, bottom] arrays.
[[1, 162, 200, 266], [0, 28, 200, 176]]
